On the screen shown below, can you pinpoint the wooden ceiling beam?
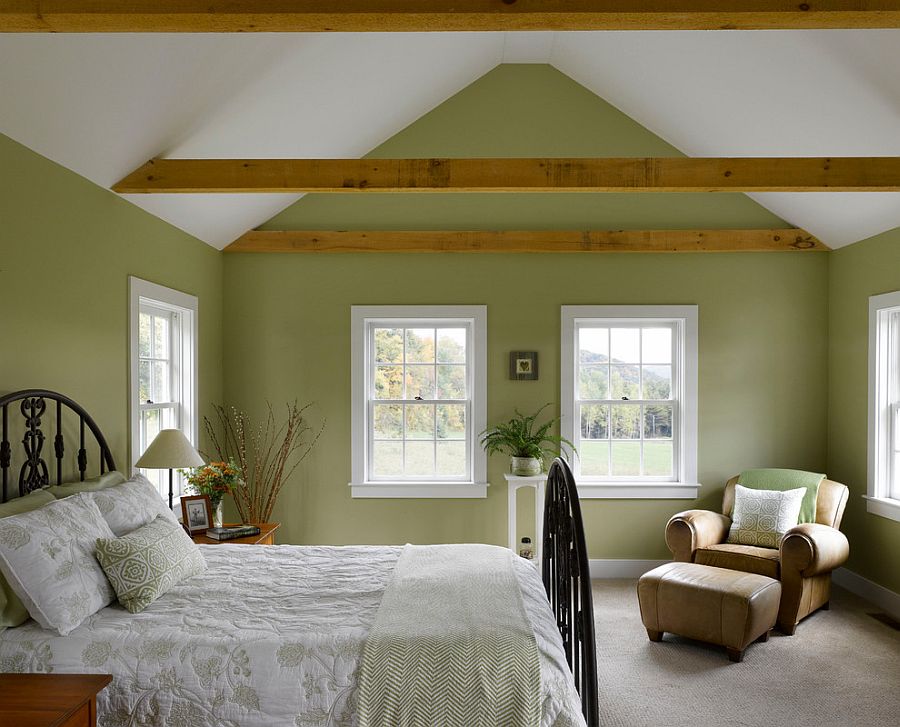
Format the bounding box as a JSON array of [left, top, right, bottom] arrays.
[[5, 2, 900, 32], [224, 229, 829, 254], [114, 157, 900, 194]]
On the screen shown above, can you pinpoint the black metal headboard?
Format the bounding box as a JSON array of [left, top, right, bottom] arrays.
[[0, 389, 116, 503], [543, 457, 599, 727]]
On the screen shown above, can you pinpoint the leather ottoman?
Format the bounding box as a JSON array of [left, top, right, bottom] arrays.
[[638, 562, 781, 662]]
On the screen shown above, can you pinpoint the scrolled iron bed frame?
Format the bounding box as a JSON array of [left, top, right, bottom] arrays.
[[544, 457, 600, 727], [0, 389, 116, 502], [0, 390, 598, 726]]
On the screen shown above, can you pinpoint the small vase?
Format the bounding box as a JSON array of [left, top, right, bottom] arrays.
[[212, 500, 224, 528], [511, 456, 542, 476]]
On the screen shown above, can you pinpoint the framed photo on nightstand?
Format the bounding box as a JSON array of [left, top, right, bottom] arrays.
[[181, 495, 213, 534]]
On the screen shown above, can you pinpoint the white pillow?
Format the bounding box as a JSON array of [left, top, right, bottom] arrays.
[[89, 473, 178, 536], [0, 494, 116, 635], [726, 484, 806, 548]]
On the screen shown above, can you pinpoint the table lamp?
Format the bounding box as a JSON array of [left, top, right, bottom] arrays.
[[135, 429, 204, 509]]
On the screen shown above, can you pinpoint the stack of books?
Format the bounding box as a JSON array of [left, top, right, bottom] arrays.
[[204, 524, 261, 541]]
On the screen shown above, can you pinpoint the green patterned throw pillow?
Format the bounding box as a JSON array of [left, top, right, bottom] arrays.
[[96, 515, 205, 613], [726, 484, 806, 548]]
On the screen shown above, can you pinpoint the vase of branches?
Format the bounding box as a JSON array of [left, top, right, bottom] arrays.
[[204, 402, 324, 524]]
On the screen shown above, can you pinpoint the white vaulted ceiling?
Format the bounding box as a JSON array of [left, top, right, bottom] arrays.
[[1, 30, 899, 249]]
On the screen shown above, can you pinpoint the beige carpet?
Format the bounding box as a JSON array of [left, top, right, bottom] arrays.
[[593, 580, 900, 727]]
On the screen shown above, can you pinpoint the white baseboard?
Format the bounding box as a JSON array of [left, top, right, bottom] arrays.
[[833, 567, 900, 621], [589, 559, 668, 579]]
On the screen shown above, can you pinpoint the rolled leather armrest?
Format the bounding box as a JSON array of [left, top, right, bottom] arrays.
[[780, 523, 850, 577], [665, 510, 732, 562]]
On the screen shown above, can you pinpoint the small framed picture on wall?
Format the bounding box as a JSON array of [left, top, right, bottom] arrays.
[[510, 351, 539, 381], [181, 495, 213, 534]]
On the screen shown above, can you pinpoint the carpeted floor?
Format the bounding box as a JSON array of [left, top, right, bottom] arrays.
[[593, 581, 900, 727]]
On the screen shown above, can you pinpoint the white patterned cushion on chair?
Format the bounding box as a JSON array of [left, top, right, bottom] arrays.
[[89, 473, 178, 536], [95, 515, 205, 613], [726, 484, 805, 548], [0, 494, 116, 635]]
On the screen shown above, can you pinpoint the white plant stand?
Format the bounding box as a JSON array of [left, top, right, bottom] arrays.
[[505, 473, 546, 565]]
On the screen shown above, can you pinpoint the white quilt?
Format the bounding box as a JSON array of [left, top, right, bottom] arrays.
[[0, 544, 586, 727]]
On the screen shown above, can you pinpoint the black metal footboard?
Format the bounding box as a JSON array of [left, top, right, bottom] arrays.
[[543, 457, 599, 727]]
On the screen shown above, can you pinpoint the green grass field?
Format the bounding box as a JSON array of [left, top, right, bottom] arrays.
[[580, 440, 672, 477]]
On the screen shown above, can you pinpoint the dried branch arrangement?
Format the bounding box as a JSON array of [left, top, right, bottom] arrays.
[[204, 402, 324, 523]]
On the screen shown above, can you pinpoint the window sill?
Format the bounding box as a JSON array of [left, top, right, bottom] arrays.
[[349, 482, 488, 499], [864, 496, 900, 523], [576, 481, 700, 499]]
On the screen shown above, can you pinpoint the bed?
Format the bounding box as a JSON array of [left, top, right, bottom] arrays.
[[0, 389, 598, 727]]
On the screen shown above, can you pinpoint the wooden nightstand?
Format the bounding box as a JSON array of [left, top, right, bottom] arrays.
[[0, 673, 111, 727], [192, 522, 280, 545]]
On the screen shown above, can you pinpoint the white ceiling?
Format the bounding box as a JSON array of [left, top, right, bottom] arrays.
[[2, 30, 899, 249]]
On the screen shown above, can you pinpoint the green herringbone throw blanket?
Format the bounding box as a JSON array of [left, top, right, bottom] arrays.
[[738, 468, 825, 524], [358, 544, 541, 727]]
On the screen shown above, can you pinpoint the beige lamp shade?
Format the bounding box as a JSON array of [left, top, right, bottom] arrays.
[[135, 429, 204, 469]]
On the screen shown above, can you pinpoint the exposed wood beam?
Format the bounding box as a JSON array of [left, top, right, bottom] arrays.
[[4, 2, 900, 32], [225, 229, 829, 254], [114, 157, 900, 194]]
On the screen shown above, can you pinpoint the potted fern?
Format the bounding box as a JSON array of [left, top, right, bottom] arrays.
[[479, 404, 575, 476]]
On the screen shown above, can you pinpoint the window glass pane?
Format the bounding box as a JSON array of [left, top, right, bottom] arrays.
[[406, 328, 435, 363], [611, 404, 640, 439], [611, 441, 640, 476], [406, 365, 435, 400], [579, 328, 609, 363], [373, 404, 402, 439], [642, 328, 672, 364], [580, 404, 609, 439], [152, 361, 170, 402], [139, 313, 151, 358], [436, 441, 466, 476], [610, 365, 640, 400], [437, 365, 466, 399], [154, 315, 170, 359], [644, 404, 673, 439], [580, 441, 609, 476], [141, 408, 160, 449], [375, 328, 403, 363], [374, 366, 403, 399], [405, 404, 434, 439], [579, 366, 608, 400], [437, 328, 466, 363], [642, 365, 672, 400], [644, 441, 673, 477], [405, 441, 434, 477], [611, 328, 640, 363], [373, 441, 403, 477], [139, 360, 151, 403], [436, 405, 466, 439]]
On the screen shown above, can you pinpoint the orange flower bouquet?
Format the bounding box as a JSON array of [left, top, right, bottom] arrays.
[[182, 459, 245, 524]]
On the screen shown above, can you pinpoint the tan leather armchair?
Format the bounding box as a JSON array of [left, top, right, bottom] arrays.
[[665, 476, 850, 635]]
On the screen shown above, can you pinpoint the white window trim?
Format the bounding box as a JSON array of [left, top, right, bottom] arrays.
[[866, 289, 900, 523], [561, 305, 699, 499], [128, 276, 199, 503], [350, 305, 487, 498]]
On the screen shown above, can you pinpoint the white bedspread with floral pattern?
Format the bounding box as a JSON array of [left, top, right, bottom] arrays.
[[0, 544, 585, 727]]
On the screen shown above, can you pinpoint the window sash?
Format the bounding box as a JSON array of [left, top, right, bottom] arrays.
[[365, 320, 474, 483], [129, 277, 198, 504], [573, 321, 680, 483]]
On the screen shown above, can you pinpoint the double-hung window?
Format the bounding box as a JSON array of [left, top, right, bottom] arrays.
[[129, 277, 198, 503], [561, 306, 698, 499], [350, 306, 487, 498], [867, 290, 900, 522]]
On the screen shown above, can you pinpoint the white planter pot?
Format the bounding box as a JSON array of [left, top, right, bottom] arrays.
[[511, 456, 542, 477]]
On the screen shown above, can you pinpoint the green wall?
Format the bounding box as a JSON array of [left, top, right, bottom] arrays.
[[226, 65, 830, 556], [827, 227, 900, 593], [0, 133, 223, 474]]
